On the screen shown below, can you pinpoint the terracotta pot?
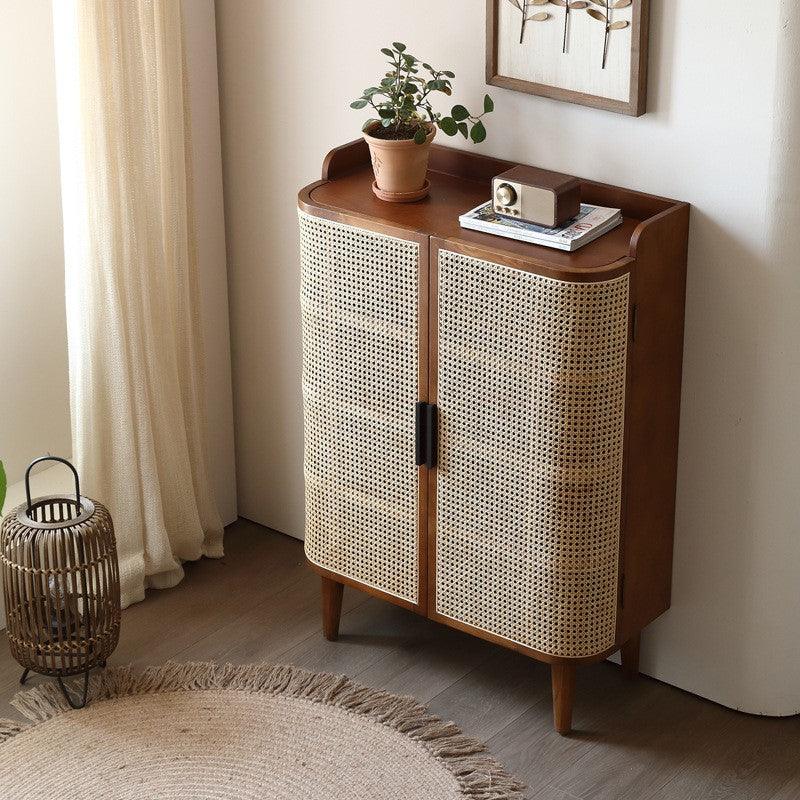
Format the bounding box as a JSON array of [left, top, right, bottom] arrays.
[[363, 122, 436, 202]]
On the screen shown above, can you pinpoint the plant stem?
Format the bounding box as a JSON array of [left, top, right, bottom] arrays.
[[602, 0, 610, 68], [562, 5, 569, 54], [519, 0, 527, 43]]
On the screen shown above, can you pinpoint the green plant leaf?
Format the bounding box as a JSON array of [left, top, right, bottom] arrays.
[[413, 127, 428, 144], [0, 460, 6, 516], [381, 118, 392, 127], [470, 120, 487, 143], [393, 42, 406, 52], [451, 104, 470, 121], [350, 99, 368, 109], [439, 116, 458, 136], [441, 70, 455, 78], [378, 107, 395, 119], [381, 48, 394, 57], [484, 94, 494, 113], [457, 121, 469, 139]]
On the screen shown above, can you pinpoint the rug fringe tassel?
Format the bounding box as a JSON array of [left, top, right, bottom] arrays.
[[0, 719, 25, 743], [6, 661, 525, 799]]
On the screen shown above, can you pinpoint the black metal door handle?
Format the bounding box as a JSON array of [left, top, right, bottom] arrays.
[[415, 402, 426, 466], [425, 404, 438, 469]]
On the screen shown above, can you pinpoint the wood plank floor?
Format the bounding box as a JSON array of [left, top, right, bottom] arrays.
[[1, 519, 797, 799]]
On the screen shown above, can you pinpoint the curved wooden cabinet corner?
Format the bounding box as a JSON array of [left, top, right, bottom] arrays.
[[298, 141, 689, 734]]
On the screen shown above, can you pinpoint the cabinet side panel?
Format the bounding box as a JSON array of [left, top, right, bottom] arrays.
[[619, 205, 689, 639], [299, 211, 420, 604], [435, 250, 629, 658]]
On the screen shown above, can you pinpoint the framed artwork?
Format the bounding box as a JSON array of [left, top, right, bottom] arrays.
[[485, 0, 649, 116]]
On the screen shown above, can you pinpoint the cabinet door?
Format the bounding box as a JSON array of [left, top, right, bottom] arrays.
[[431, 247, 630, 658], [299, 211, 425, 608]]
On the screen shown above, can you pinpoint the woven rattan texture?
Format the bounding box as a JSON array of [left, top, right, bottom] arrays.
[[1, 499, 121, 677], [299, 212, 420, 604], [435, 251, 629, 658]]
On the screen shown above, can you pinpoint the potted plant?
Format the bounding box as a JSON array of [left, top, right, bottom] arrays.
[[351, 42, 494, 202]]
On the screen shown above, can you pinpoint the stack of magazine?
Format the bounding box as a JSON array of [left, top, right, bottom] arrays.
[[459, 201, 623, 252]]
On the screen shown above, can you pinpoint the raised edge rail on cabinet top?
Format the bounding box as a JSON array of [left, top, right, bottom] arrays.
[[300, 140, 686, 279]]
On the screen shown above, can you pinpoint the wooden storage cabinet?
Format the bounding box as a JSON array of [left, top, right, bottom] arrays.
[[298, 141, 689, 734]]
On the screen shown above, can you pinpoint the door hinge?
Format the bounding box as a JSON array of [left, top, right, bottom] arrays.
[[415, 402, 438, 468]]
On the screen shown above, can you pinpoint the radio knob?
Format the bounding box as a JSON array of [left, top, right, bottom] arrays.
[[495, 183, 517, 207]]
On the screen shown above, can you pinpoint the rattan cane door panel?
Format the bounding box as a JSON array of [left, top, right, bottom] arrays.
[[299, 211, 421, 605], [434, 249, 629, 658]]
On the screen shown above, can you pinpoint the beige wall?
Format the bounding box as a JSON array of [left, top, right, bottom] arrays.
[[215, 0, 800, 714], [0, 1, 70, 486], [0, 0, 69, 626]]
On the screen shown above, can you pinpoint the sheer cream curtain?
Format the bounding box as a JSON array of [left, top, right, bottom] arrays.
[[53, 0, 223, 607]]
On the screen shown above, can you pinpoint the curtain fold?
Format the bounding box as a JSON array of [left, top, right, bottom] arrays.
[[55, 0, 223, 607]]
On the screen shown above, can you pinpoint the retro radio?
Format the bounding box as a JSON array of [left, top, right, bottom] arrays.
[[492, 166, 581, 228]]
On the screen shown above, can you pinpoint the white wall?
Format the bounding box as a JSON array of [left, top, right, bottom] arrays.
[[215, 0, 800, 714], [0, 1, 70, 487], [0, 1, 71, 627]]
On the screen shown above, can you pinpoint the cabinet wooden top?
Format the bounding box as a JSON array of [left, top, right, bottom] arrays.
[[298, 140, 688, 277]]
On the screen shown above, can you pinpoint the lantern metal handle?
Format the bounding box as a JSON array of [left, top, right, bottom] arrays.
[[25, 455, 81, 514]]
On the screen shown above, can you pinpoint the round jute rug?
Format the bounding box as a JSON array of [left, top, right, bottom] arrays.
[[0, 662, 524, 800]]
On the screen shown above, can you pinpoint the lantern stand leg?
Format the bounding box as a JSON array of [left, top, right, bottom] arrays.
[[56, 669, 90, 709], [19, 668, 30, 685]]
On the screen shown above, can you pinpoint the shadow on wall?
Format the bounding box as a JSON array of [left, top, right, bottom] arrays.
[[645, 0, 675, 117], [649, 207, 765, 702], [216, 0, 311, 541]]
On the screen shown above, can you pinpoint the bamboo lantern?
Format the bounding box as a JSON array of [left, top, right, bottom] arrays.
[[0, 456, 120, 708]]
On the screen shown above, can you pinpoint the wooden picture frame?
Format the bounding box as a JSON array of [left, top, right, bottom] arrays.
[[486, 0, 650, 116]]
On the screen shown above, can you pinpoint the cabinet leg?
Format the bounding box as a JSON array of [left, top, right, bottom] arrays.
[[620, 633, 641, 679], [321, 576, 344, 641], [551, 663, 576, 735]]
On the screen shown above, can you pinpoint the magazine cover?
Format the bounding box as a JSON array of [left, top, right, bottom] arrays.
[[461, 202, 620, 242]]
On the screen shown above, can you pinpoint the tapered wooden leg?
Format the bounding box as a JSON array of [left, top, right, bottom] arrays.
[[620, 633, 641, 679], [321, 576, 344, 641], [551, 662, 576, 735]]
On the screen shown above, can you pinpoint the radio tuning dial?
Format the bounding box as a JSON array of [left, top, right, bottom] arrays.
[[495, 183, 517, 207]]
